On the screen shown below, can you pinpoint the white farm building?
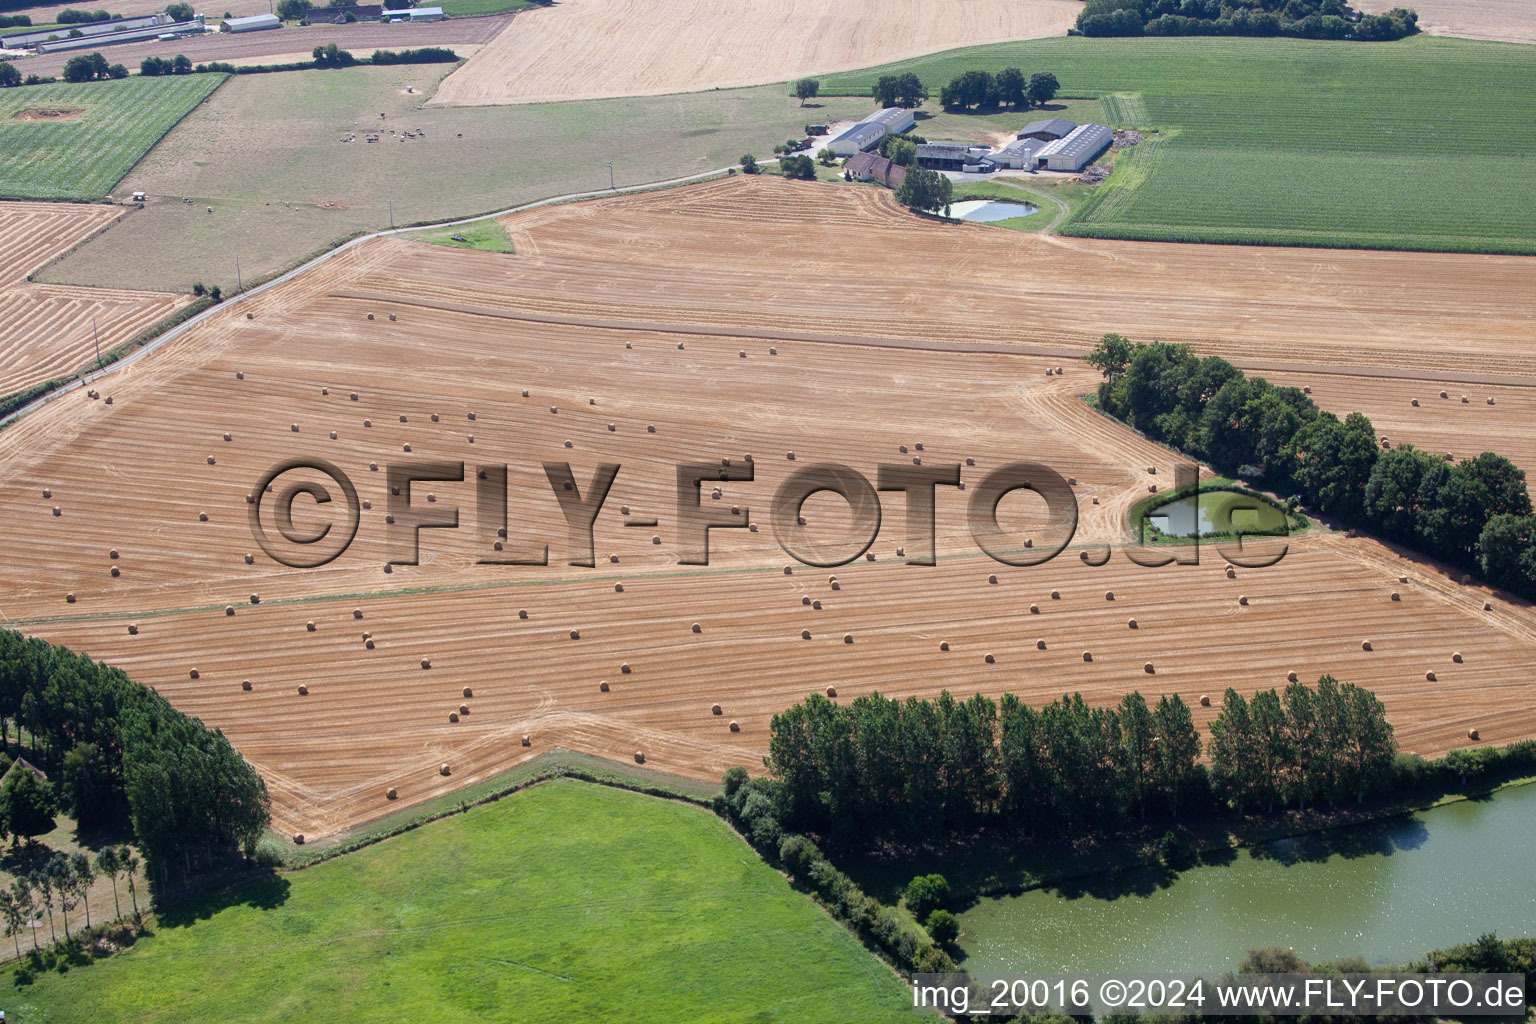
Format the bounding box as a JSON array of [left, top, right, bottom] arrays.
[[826, 108, 916, 157], [222, 13, 279, 31], [1035, 124, 1113, 172]]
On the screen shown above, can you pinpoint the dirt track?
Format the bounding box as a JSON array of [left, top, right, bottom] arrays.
[[0, 201, 187, 397], [13, 16, 510, 79], [428, 0, 1083, 105], [2, 177, 1533, 839]]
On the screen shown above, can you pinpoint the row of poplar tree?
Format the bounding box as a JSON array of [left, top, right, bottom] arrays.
[[767, 676, 1396, 845]]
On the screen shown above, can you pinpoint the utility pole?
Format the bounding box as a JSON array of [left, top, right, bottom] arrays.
[[608, 161, 615, 191], [92, 316, 102, 369], [235, 255, 242, 293], [388, 198, 394, 229]]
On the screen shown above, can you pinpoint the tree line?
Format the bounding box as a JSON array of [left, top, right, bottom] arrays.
[[0, 845, 141, 960], [765, 678, 1396, 847], [0, 630, 269, 879], [1088, 335, 1536, 600], [139, 45, 459, 77], [1076, 0, 1418, 40], [939, 68, 1059, 112]]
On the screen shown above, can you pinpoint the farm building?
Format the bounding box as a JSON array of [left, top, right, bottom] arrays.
[[826, 121, 888, 157], [1035, 123, 1113, 172], [309, 4, 383, 21], [222, 12, 280, 31], [32, 18, 201, 51], [985, 137, 1046, 170], [3, 12, 167, 48], [381, 6, 444, 20], [865, 107, 917, 135], [915, 142, 989, 172], [845, 152, 907, 190], [1017, 118, 1076, 141]]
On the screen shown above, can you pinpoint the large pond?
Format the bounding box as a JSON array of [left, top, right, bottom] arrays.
[[949, 200, 1039, 223], [960, 783, 1536, 973]]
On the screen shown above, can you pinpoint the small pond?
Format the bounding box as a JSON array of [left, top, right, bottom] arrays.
[[949, 200, 1039, 223]]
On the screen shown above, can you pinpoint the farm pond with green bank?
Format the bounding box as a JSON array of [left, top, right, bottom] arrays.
[[960, 782, 1536, 973]]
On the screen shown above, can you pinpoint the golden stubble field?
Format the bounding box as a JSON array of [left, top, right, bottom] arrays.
[[428, 0, 1084, 106], [0, 202, 188, 397], [1, 177, 1532, 839]]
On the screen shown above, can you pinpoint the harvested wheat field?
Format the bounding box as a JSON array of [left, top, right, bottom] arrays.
[[1, 177, 1532, 839], [1354, 0, 1536, 44], [0, 201, 187, 397], [428, 0, 1083, 106]]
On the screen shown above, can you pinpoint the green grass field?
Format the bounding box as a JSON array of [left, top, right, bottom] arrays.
[[0, 75, 225, 201], [822, 35, 1536, 254], [3, 781, 912, 1023], [414, 216, 515, 252], [433, 0, 535, 15]]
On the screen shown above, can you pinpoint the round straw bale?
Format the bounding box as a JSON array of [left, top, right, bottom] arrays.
[[712, 703, 722, 715], [1149, 484, 1158, 493], [518, 609, 529, 619], [190, 668, 200, 679], [569, 629, 581, 639], [402, 443, 411, 452], [812, 600, 822, 610], [65, 592, 76, 603], [522, 735, 531, 747], [784, 566, 793, 575], [1029, 603, 1039, 614], [1452, 651, 1463, 663], [614, 582, 624, 593], [199, 511, 209, 522], [635, 751, 646, 763], [370, 462, 378, 471], [786, 451, 795, 460], [226, 605, 235, 616], [1425, 670, 1437, 681], [110, 566, 120, 578], [1487, 397, 1496, 405], [1287, 670, 1298, 682], [1225, 566, 1237, 579], [1051, 590, 1060, 600], [1144, 662, 1155, 673], [692, 622, 702, 633], [1410, 399, 1419, 407], [306, 620, 316, 632], [648, 425, 656, 433], [385, 514, 395, 524], [421, 657, 431, 669], [625, 341, 632, 349], [1391, 591, 1400, 601], [984, 653, 995, 663], [599, 680, 610, 692], [1238, 595, 1249, 606], [431, 413, 439, 422], [729, 720, 740, 731], [223, 432, 233, 442], [291, 423, 299, 432], [1200, 694, 1210, 707], [739, 350, 746, 358], [351, 392, 359, 401], [329, 431, 338, 440], [1483, 601, 1492, 611], [652, 535, 661, 544], [1036, 638, 1047, 650], [1128, 618, 1138, 629], [251, 593, 260, 604], [899, 445, 908, 454], [207, 455, 217, 465], [1361, 640, 1373, 651], [621, 662, 632, 674], [801, 629, 812, 639], [988, 574, 998, 584], [294, 834, 305, 844], [459, 703, 469, 715], [1105, 590, 1115, 600], [367, 313, 375, 320], [365, 639, 375, 649], [298, 684, 309, 695], [609, 423, 616, 432], [677, 342, 684, 349], [896, 546, 904, 556], [802, 596, 811, 606], [1303, 385, 1312, 394], [241, 679, 252, 691], [939, 641, 950, 651], [384, 564, 393, 574], [364, 419, 372, 427], [1080, 550, 1091, 563], [128, 623, 138, 635], [769, 347, 777, 355], [468, 411, 477, 421], [1467, 728, 1479, 741], [236, 372, 245, 380], [1091, 496, 1099, 505], [441, 763, 451, 776], [564, 440, 572, 448], [1084, 651, 1094, 662], [104, 396, 113, 405], [386, 787, 397, 799], [749, 523, 759, 532], [843, 633, 853, 644]]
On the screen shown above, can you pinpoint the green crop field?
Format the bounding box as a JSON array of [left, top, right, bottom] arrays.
[[2, 780, 911, 1023], [433, 0, 534, 15], [0, 75, 225, 201], [822, 36, 1536, 254]]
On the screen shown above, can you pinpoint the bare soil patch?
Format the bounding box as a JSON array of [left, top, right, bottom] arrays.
[[10, 107, 84, 122]]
